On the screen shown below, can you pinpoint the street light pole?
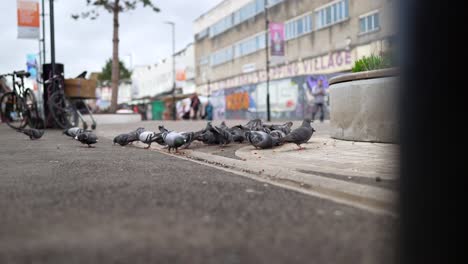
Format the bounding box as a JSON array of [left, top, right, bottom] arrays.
[[164, 21, 176, 121], [264, 0, 271, 122], [41, 0, 46, 65], [49, 0, 56, 78]]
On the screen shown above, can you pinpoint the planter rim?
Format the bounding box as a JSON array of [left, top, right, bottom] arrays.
[[329, 67, 399, 86]]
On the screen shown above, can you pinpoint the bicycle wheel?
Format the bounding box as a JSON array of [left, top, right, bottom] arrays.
[[23, 89, 43, 129], [48, 90, 73, 129], [0, 92, 28, 129]]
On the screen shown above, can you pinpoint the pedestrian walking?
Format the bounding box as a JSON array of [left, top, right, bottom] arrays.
[[311, 79, 327, 122], [190, 94, 201, 120]]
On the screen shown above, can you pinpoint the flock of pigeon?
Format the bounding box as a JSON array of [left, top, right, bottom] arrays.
[[15, 126, 98, 147], [14, 118, 316, 151], [111, 118, 316, 152]]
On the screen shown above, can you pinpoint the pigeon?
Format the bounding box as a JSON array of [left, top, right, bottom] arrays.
[[265, 121, 293, 135], [197, 130, 221, 145], [230, 126, 246, 143], [246, 131, 274, 149], [179, 132, 196, 149], [244, 119, 262, 130], [197, 122, 222, 145], [158, 125, 169, 133], [113, 127, 145, 146], [138, 131, 162, 149], [219, 121, 229, 130], [270, 130, 286, 146], [17, 128, 44, 140], [163, 131, 190, 153], [280, 119, 315, 149], [244, 119, 270, 133], [75, 132, 98, 147], [63, 127, 84, 138], [212, 124, 232, 146], [113, 133, 132, 146]]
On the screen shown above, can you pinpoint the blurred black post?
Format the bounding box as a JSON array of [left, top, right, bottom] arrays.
[[49, 0, 56, 79], [41, 0, 46, 65], [264, 0, 271, 122], [399, 0, 449, 263]]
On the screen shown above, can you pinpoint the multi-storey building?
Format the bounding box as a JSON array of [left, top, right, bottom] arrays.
[[194, 0, 396, 120]]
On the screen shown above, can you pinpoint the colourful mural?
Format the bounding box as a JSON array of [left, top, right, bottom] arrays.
[[209, 73, 347, 121]]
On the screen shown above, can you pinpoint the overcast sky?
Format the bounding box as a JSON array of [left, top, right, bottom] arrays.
[[0, 0, 219, 78]]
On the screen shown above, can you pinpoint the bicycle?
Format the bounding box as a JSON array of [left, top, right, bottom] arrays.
[[0, 71, 41, 129], [44, 72, 97, 130]]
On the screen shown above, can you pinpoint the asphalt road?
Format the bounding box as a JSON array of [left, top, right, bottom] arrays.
[[0, 125, 397, 264]]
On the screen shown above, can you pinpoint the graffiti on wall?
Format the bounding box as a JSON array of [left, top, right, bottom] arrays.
[[210, 73, 347, 121], [226, 92, 249, 111]]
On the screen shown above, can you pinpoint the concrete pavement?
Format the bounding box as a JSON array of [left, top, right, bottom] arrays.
[[93, 119, 399, 215], [0, 124, 397, 263]]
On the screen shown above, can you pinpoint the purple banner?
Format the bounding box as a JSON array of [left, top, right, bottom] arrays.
[[269, 22, 285, 57]]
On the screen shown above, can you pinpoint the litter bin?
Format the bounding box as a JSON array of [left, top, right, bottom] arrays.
[[151, 100, 164, 120]]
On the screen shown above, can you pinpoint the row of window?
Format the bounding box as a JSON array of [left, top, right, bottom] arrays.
[[359, 11, 380, 34], [285, 13, 313, 40], [208, 0, 284, 38], [202, 2, 380, 67], [315, 0, 350, 29]]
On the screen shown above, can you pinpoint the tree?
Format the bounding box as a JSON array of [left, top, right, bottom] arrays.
[[98, 58, 132, 83], [72, 0, 160, 113]]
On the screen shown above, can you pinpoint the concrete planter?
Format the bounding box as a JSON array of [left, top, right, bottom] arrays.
[[328, 68, 399, 143]]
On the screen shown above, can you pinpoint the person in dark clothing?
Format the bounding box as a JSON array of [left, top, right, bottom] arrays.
[[190, 94, 200, 120], [204, 100, 213, 121], [138, 104, 148, 121]]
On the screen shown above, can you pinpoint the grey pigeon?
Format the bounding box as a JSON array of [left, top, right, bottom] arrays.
[[17, 128, 44, 140], [219, 121, 229, 130], [75, 132, 98, 147], [270, 130, 286, 146], [265, 121, 293, 135], [158, 125, 170, 133], [197, 122, 222, 145], [138, 131, 162, 149], [113, 133, 132, 146], [244, 119, 262, 130], [113, 127, 145, 146], [212, 124, 232, 146], [280, 119, 315, 149], [179, 132, 196, 149], [230, 126, 246, 143], [163, 131, 189, 153], [197, 130, 221, 145], [245, 119, 270, 133], [63, 127, 84, 138], [246, 131, 274, 149]]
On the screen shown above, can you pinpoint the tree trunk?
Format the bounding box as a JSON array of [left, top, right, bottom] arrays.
[[110, 0, 120, 113]]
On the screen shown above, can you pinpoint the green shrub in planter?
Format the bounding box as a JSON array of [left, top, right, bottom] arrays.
[[352, 53, 393, 72]]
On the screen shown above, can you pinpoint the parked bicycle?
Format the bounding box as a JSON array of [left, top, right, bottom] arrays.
[[0, 71, 41, 129], [44, 71, 97, 130]]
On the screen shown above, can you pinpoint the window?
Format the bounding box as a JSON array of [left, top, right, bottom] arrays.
[[285, 13, 313, 40], [196, 28, 209, 40], [255, 0, 265, 13], [199, 55, 209, 66], [315, 0, 349, 29], [208, 0, 285, 39], [267, 0, 283, 7], [209, 15, 233, 37], [232, 32, 266, 59], [359, 11, 380, 34], [211, 47, 233, 66]]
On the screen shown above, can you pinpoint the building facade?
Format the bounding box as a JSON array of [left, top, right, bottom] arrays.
[[194, 0, 396, 120], [131, 43, 196, 100]]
